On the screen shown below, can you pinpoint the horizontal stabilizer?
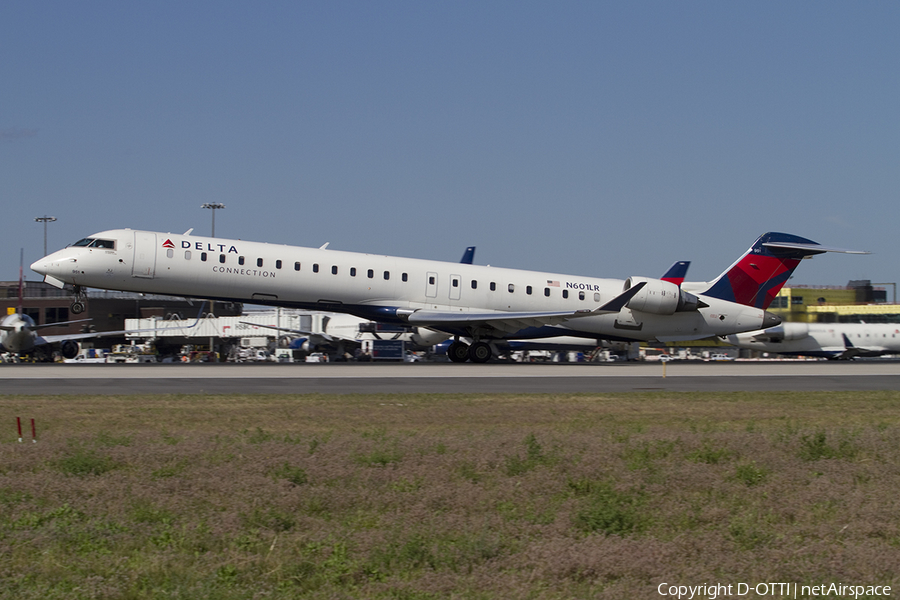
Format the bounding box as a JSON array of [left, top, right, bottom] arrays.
[[762, 241, 870, 256]]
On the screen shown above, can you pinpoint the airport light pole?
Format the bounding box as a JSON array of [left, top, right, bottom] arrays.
[[34, 216, 57, 257], [201, 203, 225, 237]]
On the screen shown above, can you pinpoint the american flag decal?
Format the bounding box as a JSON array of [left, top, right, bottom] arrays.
[[547, 280, 559, 287]]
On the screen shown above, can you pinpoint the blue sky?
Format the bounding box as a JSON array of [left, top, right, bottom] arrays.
[[2, 2, 898, 292]]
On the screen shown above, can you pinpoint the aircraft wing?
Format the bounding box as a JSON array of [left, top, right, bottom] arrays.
[[36, 301, 212, 346], [32, 318, 93, 331], [37, 328, 158, 345], [406, 283, 645, 335], [238, 321, 363, 344]]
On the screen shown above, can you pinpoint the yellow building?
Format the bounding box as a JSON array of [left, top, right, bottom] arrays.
[[768, 281, 898, 323], [653, 280, 898, 352]]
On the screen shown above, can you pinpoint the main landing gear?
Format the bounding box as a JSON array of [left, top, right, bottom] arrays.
[[70, 285, 87, 314], [447, 340, 493, 363]]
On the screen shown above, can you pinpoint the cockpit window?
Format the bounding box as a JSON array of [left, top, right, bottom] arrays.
[[70, 238, 115, 249]]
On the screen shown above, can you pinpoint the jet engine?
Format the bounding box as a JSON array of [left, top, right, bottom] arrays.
[[623, 277, 704, 315], [60, 340, 80, 359], [760, 323, 809, 341], [409, 327, 451, 349]]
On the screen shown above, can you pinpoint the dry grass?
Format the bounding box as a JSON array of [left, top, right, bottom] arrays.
[[1, 391, 899, 599]]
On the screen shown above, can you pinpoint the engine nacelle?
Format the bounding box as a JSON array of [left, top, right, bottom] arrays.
[[623, 277, 702, 315], [762, 322, 809, 341], [60, 340, 80, 359], [409, 327, 451, 349]]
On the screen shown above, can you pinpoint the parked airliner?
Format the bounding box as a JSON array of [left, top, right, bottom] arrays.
[[31, 230, 863, 362], [724, 322, 900, 359], [1, 254, 145, 361]]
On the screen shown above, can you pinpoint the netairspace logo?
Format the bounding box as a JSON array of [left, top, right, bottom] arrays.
[[657, 582, 891, 599]]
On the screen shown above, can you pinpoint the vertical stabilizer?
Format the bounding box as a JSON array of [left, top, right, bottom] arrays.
[[701, 232, 859, 310], [660, 261, 690, 286]]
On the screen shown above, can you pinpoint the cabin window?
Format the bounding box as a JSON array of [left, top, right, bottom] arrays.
[[332, 265, 338, 275], [257, 258, 264, 268], [166, 249, 174, 259], [429, 276, 435, 285], [201, 252, 207, 262], [184, 251, 191, 260], [350, 267, 357, 277], [526, 285, 532, 295], [594, 293, 601, 302], [313, 264, 319, 273], [452, 279, 459, 288], [239, 256, 245, 265], [544, 288, 550, 297], [471, 280, 477, 289], [294, 262, 301, 271], [368, 269, 374, 279], [276, 260, 282, 269], [579, 291, 585, 301], [562, 289, 569, 299], [384, 271, 390, 280], [219, 254, 226, 264], [508, 284, 515, 293], [402, 273, 408, 282], [490, 282, 496, 291]]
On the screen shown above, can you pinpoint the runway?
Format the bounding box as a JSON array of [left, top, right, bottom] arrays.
[[2, 361, 900, 394]]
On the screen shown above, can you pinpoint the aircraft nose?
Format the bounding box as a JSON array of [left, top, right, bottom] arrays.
[[30, 258, 47, 274], [762, 311, 781, 329]]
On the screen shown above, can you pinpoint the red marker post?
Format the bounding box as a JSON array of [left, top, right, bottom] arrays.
[[31, 418, 36, 443], [17, 417, 23, 443]]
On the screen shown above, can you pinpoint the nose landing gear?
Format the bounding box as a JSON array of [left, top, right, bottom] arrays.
[[70, 285, 87, 314]]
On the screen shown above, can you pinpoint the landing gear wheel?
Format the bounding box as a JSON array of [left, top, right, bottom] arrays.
[[70, 285, 87, 314], [468, 342, 492, 363], [447, 341, 470, 363]]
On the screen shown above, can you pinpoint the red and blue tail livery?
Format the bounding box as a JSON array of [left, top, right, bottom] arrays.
[[660, 261, 690, 287], [702, 232, 868, 310]]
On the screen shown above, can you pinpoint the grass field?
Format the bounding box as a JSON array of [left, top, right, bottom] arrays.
[[1, 391, 899, 599]]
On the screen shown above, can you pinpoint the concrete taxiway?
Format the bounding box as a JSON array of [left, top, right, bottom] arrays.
[[2, 361, 900, 394]]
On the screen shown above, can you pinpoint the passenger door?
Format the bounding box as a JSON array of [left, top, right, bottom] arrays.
[[132, 231, 157, 278]]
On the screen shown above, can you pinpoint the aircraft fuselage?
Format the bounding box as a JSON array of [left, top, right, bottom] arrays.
[[32, 228, 776, 344]]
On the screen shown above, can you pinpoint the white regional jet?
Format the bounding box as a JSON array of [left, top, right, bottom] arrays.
[[31, 230, 863, 362], [724, 322, 900, 360]]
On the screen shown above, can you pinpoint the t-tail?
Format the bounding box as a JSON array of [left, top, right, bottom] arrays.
[[700, 232, 869, 310]]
